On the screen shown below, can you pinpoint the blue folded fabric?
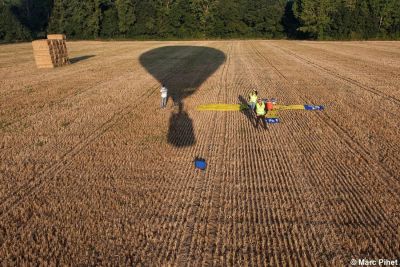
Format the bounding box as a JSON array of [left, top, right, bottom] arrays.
[[266, 118, 280, 124], [194, 159, 207, 170], [304, 105, 324, 110]]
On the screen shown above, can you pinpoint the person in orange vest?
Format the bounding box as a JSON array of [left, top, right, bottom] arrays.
[[254, 98, 268, 129]]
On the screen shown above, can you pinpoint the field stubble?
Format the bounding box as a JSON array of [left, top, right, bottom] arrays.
[[0, 40, 399, 265]]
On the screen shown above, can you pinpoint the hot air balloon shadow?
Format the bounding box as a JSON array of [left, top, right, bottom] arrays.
[[139, 46, 225, 147]]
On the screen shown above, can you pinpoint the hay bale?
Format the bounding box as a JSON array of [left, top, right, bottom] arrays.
[[47, 34, 66, 40], [32, 40, 53, 68], [32, 35, 70, 69], [32, 39, 50, 50]]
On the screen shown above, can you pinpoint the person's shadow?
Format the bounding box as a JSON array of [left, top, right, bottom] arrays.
[[140, 46, 225, 147], [238, 95, 255, 127]]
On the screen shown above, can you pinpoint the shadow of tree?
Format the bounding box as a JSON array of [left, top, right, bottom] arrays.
[[140, 46, 225, 147], [282, 1, 307, 40], [7, 0, 53, 40]]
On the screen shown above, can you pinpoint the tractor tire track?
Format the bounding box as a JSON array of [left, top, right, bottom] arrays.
[[124, 42, 230, 263], [202, 42, 233, 265], [269, 43, 400, 106], [249, 41, 332, 264], [257, 42, 400, 252], [0, 46, 190, 131], [176, 42, 233, 265], [0, 43, 146, 97], [1, 40, 399, 265], [252, 41, 400, 259], [263, 42, 400, 182], [0, 47, 210, 223], [258, 42, 400, 194]]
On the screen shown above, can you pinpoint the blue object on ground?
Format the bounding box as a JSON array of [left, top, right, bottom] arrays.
[[304, 105, 325, 111], [194, 158, 207, 170], [266, 118, 280, 124]]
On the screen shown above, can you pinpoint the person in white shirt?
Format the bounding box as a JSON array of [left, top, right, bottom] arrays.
[[160, 84, 168, 109]]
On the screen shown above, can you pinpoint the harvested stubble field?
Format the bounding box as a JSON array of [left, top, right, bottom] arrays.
[[0, 40, 400, 266]]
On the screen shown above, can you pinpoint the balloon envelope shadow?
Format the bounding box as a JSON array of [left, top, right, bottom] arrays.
[[139, 46, 225, 147]]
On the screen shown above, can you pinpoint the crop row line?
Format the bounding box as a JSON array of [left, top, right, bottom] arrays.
[[0, 45, 188, 131], [270, 43, 400, 107], [252, 41, 399, 259], [176, 43, 233, 265], [265, 42, 400, 182], [0, 46, 210, 226], [255, 42, 400, 256], [248, 41, 327, 264]]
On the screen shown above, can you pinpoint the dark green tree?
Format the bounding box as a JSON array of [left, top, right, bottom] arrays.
[[168, 0, 202, 38], [1, 0, 400, 42], [133, 0, 158, 36], [329, 0, 352, 39], [116, 0, 135, 37], [48, 0, 64, 34], [282, 0, 302, 38], [99, 1, 118, 38], [293, 0, 336, 39], [208, 0, 248, 37], [0, 0, 31, 41]]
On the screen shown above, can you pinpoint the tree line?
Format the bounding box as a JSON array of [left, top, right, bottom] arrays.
[[292, 0, 400, 39], [1, 0, 399, 42]]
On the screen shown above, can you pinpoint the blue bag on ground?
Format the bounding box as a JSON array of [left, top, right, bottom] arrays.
[[194, 158, 207, 170]]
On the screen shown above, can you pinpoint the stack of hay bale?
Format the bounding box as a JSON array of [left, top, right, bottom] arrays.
[[32, 34, 70, 69]]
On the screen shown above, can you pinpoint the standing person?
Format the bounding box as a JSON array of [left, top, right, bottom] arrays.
[[248, 90, 258, 111], [254, 98, 268, 129], [160, 84, 168, 109]]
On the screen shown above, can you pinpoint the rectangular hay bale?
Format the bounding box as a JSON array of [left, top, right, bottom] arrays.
[[47, 34, 66, 40], [32, 35, 70, 68], [32, 40, 50, 50]]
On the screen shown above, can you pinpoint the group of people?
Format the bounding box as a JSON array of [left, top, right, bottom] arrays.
[[248, 90, 269, 130], [160, 85, 269, 129]]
